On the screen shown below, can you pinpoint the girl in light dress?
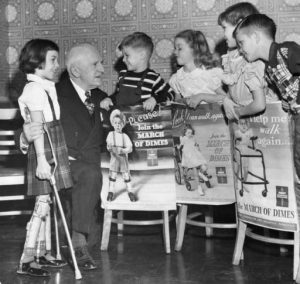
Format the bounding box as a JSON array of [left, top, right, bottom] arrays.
[[169, 29, 227, 108], [217, 2, 267, 120], [180, 124, 212, 195]]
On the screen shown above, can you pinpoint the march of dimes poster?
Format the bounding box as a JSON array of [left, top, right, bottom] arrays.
[[172, 103, 235, 205], [101, 105, 176, 211], [232, 102, 298, 231]]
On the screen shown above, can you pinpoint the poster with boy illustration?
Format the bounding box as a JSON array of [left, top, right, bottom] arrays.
[[101, 105, 176, 211], [232, 102, 298, 232], [172, 103, 235, 205]]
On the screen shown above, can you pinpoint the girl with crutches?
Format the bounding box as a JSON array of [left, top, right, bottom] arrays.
[[17, 39, 73, 277]]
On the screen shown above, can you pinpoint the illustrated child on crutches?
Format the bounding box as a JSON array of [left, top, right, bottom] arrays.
[[17, 39, 74, 277], [106, 109, 137, 202]]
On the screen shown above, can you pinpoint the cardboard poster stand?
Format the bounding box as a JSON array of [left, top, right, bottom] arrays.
[[100, 106, 176, 253], [231, 102, 300, 281], [171, 103, 236, 251]]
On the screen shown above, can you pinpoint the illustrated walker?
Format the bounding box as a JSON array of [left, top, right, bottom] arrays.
[[234, 136, 269, 197]]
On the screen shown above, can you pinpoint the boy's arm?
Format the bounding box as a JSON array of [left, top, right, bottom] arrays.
[[287, 42, 300, 75], [286, 43, 300, 106], [152, 75, 175, 103], [235, 88, 266, 118]]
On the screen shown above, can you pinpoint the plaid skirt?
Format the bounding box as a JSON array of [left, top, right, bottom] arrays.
[[27, 120, 73, 196]]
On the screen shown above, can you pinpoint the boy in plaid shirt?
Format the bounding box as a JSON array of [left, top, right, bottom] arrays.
[[233, 13, 300, 178]]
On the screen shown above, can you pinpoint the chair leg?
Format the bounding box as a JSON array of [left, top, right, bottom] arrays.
[[162, 211, 170, 254], [232, 220, 247, 265], [101, 209, 112, 251], [294, 231, 300, 280], [117, 210, 124, 237], [205, 206, 214, 237], [175, 204, 188, 252]]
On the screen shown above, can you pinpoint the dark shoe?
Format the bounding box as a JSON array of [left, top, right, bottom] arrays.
[[75, 246, 97, 271], [17, 261, 50, 277], [107, 192, 114, 202], [128, 192, 137, 202], [36, 255, 67, 268]]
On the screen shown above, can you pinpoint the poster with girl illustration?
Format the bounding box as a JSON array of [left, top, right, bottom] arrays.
[[172, 103, 235, 205]]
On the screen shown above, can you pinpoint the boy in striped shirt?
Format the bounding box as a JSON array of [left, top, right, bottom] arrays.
[[113, 32, 175, 111]]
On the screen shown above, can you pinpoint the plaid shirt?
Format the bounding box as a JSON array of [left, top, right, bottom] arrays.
[[265, 41, 300, 111]]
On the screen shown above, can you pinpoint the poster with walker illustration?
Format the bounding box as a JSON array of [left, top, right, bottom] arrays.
[[101, 105, 176, 211], [232, 102, 299, 232], [172, 103, 235, 205]]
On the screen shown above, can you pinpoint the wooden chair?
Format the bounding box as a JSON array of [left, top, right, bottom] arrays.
[[0, 108, 31, 216], [100, 168, 176, 254], [175, 203, 237, 251], [233, 220, 300, 281]]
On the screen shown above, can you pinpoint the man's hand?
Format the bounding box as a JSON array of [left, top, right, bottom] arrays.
[[143, 97, 156, 111], [23, 122, 44, 143], [223, 97, 239, 120], [100, 97, 113, 111]]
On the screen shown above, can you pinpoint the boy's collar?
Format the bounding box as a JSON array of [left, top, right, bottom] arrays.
[[126, 67, 149, 74]]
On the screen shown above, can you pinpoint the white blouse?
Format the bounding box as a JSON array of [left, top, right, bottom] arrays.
[[18, 74, 60, 122], [169, 66, 223, 98]]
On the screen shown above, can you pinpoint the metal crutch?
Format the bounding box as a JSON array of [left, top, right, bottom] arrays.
[[43, 121, 82, 280], [52, 196, 62, 260]]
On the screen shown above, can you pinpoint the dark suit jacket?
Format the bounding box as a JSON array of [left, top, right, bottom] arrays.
[[56, 77, 107, 164]]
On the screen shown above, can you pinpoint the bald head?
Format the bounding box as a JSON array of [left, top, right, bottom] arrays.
[[66, 44, 95, 71], [66, 43, 104, 91]]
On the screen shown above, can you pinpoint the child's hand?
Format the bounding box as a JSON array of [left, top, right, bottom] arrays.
[[186, 95, 203, 109], [107, 144, 113, 151], [143, 97, 156, 111], [100, 97, 113, 111], [36, 156, 51, 180], [291, 102, 300, 114], [223, 97, 239, 120]]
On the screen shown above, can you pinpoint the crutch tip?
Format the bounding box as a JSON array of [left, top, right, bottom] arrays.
[[75, 270, 82, 280]]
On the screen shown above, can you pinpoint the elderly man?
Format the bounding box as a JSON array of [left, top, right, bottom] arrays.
[[20, 43, 112, 270]]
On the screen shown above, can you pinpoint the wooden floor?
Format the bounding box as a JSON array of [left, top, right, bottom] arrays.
[[0, 206, 295, 284]]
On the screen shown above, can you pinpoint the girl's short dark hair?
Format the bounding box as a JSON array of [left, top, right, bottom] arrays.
[[218, 2, 259, 26], [19, 38, 59, 74], [175, 29, 221, 69]]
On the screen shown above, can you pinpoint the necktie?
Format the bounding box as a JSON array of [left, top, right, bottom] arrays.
[[84, 91, 95, 115]]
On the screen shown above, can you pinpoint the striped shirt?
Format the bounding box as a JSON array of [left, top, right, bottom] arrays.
[[117, 69, 175, 103]]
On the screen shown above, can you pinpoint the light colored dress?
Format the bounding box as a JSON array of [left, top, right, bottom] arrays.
[[169, 66, 223, 98], [180, 136, 207, 168], [221, 49, 267, 106]]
